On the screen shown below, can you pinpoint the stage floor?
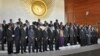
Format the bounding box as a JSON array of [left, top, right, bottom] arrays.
[[0, 39, 100, 56], [63, 49, 100, 56]]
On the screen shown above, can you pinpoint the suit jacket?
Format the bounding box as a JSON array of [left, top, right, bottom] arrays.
[[91, 29, 98, 38], [80, 28, 86, 39], [53, 29, 60, 40], [34, 28, 42, 41], [6, 29, 13, 41], [74, 26, 78, 37], [64, 26, 70, 37], [87, 29, 92, 38], [28, 29, 35, 40], [20, 28, 26, 42], [26, 27, 29, 37], [17, 21, 23, 26], [54, 22, 59, 29], [2, 24, 8, 36], [42, 30, 48, 40], [47, 28, 54, 40], [0, 29, 2, 40], [14, 27, 21, 40], [8, 23, 14, 34], [69, 27, 75, 37]]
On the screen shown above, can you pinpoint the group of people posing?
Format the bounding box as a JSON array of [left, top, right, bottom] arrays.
[[0, 18, 99, 54]]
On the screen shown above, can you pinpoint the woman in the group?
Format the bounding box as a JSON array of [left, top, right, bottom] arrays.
[[59, 22, 64, 46], [0, 19, 99, 54]]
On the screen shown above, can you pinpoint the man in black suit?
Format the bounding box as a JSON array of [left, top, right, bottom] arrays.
[[42, 24, 48, 52], [20, 24, 26, 54], [80, 26, 87, 46], [1, 20, 8, 50], [24, 20, 30, 52], [0, 24, 3, 47], [53, 26, 60, 50], [34, 24, 38, 53], [91, 27, 98, 44], [48, 24, 54, 51], [6, 24, 13, 54], [34, 24, 42, 52], [54, 19, 59, 29], [73, 24, 78, 45], [37, 25, 43, 52]]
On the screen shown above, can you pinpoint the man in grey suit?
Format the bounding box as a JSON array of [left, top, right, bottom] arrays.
[[87, 25, 92, 45], [64, 23, 70, 46], [69, 25, 75, 45], [28, 25, 35, 53]]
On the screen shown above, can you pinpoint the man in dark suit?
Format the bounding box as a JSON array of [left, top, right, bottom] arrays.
[[1, 20, 8, 50], [20, 24, 26, 54], [47, 24, 54, 51], [53, 27, 60, 50], [69, 25, 75, 45], [37, 25, 43, 52], [34, 24, 42, 52], [54, 19, 59, 29], [91, 27, 98, 44], [24, 20, 30, 52], [73, 24, 78, 45], [0, 24, 3, 47], [14, 22, 21, 54], [42, 25, 48, 52], [6, 24, 13, 54], [76, 24, 81, 44], [80, 26, 87, 46], [34, 24, 38, 53], [87, 25, 92, 45], [83, 26, 88, 45], [64, 23, 70, 46]]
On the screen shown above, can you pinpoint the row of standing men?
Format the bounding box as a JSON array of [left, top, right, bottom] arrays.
[[0, 19, 99, 54]]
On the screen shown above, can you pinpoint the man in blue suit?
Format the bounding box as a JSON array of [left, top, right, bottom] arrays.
[[28, 25, 35, 53], [14, 22, 21, 54]]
